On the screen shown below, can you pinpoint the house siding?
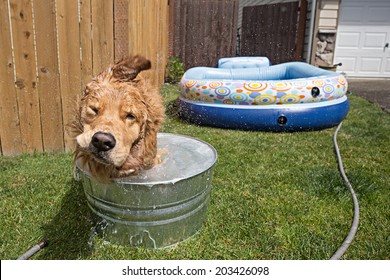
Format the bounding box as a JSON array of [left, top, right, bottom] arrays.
[[313, 0, 341, 66], [318, 0, 339, 30]]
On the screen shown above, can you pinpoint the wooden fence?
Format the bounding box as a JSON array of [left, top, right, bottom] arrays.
[[240, 1, 306, 64], [171, 0, 238, 69], [0, 0, 168, 155]]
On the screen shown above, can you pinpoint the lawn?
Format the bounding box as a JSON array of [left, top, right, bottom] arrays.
[[0, 85, 389, 260]]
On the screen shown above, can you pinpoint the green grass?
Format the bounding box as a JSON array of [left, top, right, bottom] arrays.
[[1, 85, 389, 260]]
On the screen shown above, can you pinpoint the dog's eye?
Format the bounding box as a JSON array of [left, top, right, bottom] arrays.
[[126, 113, 135, 120], [88, 106, 99, 115]]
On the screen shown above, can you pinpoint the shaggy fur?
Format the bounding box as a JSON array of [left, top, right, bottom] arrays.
[[69, 55, 165, 180]]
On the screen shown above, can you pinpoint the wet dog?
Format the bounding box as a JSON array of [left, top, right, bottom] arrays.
[[70, 55, 165, 180]]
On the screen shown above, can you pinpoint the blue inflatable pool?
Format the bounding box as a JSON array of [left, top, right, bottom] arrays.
[[178, 57, 349, 132]]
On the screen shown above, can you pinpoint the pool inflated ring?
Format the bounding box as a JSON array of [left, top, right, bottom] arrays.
[[179, 57, 349, 132]]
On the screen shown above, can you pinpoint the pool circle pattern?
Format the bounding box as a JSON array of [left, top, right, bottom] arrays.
[[180, 76, 348, 105]]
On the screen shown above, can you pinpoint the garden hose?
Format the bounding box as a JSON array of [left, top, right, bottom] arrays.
[[330, 121, 360, 259], [17, 237, 49, 260]]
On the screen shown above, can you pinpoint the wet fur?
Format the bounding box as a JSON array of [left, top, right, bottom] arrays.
[[69, 55, 165, 181]]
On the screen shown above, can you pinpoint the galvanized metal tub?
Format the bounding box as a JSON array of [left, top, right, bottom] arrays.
[[76, 133, 217, 249]]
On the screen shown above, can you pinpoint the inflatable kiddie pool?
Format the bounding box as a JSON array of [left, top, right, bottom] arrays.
[[178, 57, 349, 132]]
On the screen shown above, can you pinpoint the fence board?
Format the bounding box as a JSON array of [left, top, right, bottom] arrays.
[[9, 0, 43, 153], [34, 0, 64, 152], [128, 0, 168, 86], [128, 0, 140, 56], [0, 0, 23, 155], [92, 0, 114, 75], [155, 0, 168, 85], [80, 0, 93, 87], [296, 0, 307, 61], [241, 2, 300, 64], [57, 0, 81, 151], [173, 0, 238, 69], [114, 0, 129, 60]]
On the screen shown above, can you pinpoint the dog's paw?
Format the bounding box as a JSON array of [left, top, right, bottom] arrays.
[[155, 148, 168, 164], [73, 166, 82, 182], [113, 168, 136, 178]]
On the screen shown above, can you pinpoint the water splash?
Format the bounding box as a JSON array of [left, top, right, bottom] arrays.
[[129, 230, 157, 249]]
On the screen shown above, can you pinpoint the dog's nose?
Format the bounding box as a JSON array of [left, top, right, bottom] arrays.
[[91, 132, 116, 152]]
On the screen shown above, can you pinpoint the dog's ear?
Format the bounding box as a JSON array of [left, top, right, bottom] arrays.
[[112, 55, 151, 81]]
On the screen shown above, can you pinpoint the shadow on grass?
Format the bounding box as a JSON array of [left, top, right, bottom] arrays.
[[40, 179, 95, 260]]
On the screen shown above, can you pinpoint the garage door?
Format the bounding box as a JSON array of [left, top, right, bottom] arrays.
[[333, 0, 390, 77]]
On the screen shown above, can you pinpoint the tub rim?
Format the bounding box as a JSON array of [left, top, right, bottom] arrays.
[[76, 133, 218, 187]]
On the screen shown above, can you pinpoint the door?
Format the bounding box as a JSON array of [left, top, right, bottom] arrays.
[[334, 0, 390, 77]]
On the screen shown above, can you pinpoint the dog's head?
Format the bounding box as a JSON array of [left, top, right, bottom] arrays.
[[72, 55, 164, 179]]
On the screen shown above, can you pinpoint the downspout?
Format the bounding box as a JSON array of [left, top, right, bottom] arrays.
[[306, 0, 318, 63]]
